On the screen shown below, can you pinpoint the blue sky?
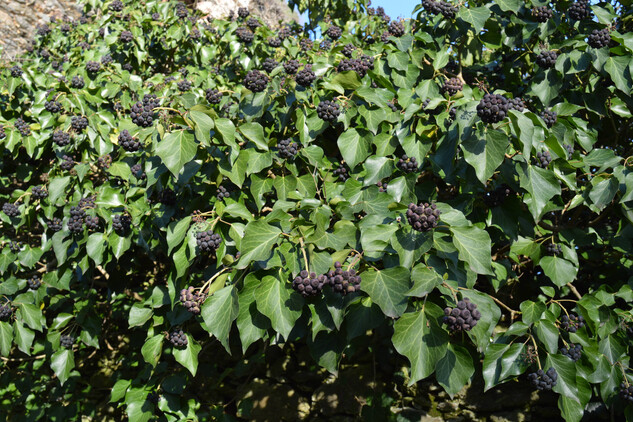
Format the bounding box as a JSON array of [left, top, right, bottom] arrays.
[[299, 0, 418, 24]]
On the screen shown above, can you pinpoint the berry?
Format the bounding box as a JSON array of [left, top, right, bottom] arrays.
[[168, 329, 188, 348], [588, 28, 610, 49], [120, 30, 133, 43], [86, 61, 101, 73], [180, 287, 207, 314], [244, 70, 268, 92], [48, 217, 63, 232], [560, 343, 582, 362], [118, 129, 142, 152], [326, 25, 342, 40], [546, 243, 562, 256], [337, 55, 374, 77], [327, 262, 361, 295], [296, 66, 316, 87], [541, 110, 557, 128], [9, 241, 22, 252], [317, 100, 341, 122], [60, 334, 75, 349], [177, 79, 191, 92], [300, 38, 313, 51], [508, 97, 526, 112], [45, 100, 62, 113], [158, 188, 176, 205], [0, 127, 5, 140], [53, 130, 71, 147], [196, 230, 222, 253], [268, 37, 281, 47], [175, 3, 188, 18], [61, 155, 75, 171], [216, 185, 230, 200], [388, 21, 405, 37], [564, 143, 574, 159], [342, 43, 355, 58], [98, 155, 112, 169], [536, 151, 552, 168], [423, 0, 442, 14], [110, 0, 124, 12], [536, 50, 558, 68], [532, 6, 553, 23], [10, 65, 22, 78], [71, 116, 89, 132], [246, 19, 261, 31], [205, 88, 222, 104], [0, 303, 13, 321], [2, 203, 20, 218], [561, 314, 585, 333], [112, 214, 132, 235], [131, 163, 146, 180], [483, 184, 513, 208], [85, 216, 100, 231], [377, 182, 388, 192], [397, 155, 419, 173], [333, 163, 349, 181], [79, 195, 96, 210], [262, 58, 279, 73], [477, 93, 509, 124], [71, 75, 85, 88], [620, 383, 633, 403], [236, 26, 254, 43], [278, 138, 299, 159], [442, 77, 463, 96], [406, 202, 441, 232], [283, 60, 300, 74], [151, 12, 160, 20], [237, 7, 249, 18], [293, 271, 328, 297], [320, 39, 332, 50], [32, 186, 48, 200], [567, 0, 591, 21], [528, 368, 558, 391], [130, 101, 155, 127], [15, 118, 31, 137], [27, 275, 41, 290], [443, 298, 481, 332], [388, 102, 398, 112], [438, 1, 459, 19]]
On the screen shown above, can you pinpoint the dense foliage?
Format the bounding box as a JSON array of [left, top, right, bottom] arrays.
[[1, 0, 633, 420]]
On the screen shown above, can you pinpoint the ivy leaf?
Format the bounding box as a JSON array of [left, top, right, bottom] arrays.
[[255, 274, 303, 340], [173, 334, 201, 376], [546, 354, 580, 402], [460, 128, 509, 184], [407, 265, 443, 298], [237, 220, 281, 268], [520, 300, 547, 325], [450, 226, 493, 275], [128, 304, 153, 327], [361, 267, 411, 318], [458, 6, 491, 33], [18, 304, 44, 332], [540, 256, 578, 287], [201, 285, 239, 353], [517, 163, 561, 220], [363, 156, 394, 186], [0, 321, 12, 357], [50, 349, 75, 385], [141, 334, 163, 367], [189, 110, 214, 146], [392, 303, 449, 384], [236, 274, 270, 353], [435, 344, 475, 398], [167, 217, 192, 254], [604, 55, 632, 94], [337, 128, 370, 169], [238, 122, 268, 151], [155, 130, 197, 177]]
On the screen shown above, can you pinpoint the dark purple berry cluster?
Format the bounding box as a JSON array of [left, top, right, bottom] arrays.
[[443, 298, 481, 332], [71, 75, 85, 88], [541, 110, 557, 128], [296, 66, 316, 87], [85, 216, 100, 231], [564, 143, 574, 159], [588, 28, 610, 49], [237, 7, 249, 18], [244, 70, 269, 92], [536, 151, 552, 168], [336, 55, 374, 77], [15, 118, 31, 136], [60, 334, 75, 349], [388, 21, 405, 37], [262, 58, 279, 73], [317, 100, 341, 122], [477, 94, 509, 124], [342, 43, 355, 58], [561, 314, 585, 333], [216, 185, 230, 200], [406, 202, 441, 232], [236, 26, 254, 43], [120, 30, 134, 43], [567, 0, 591, 21], [397, 155, 419, 173], [27, 275, 41, 290], [0, 303, 13, 321], [326, 25, 342, 40], [32, 185, 48, 200], [10, 65, 23, 78], [560, 343, 582, 361], [168, 329, 188, 348], [196, 230, 222, 253], [205, 88, 222, 104], [442, 77, 463, 96], [546, 243, 562, 256], [60, 155, 75, 171], [423, 0, 458, 19], [71, 116, 89, 132], [53, 130, 71, 146], [180, 287, 207, 314], [130, 99, 156, 127], [268, 37, 281, 47], [3, 203, 20, 218], [246, 18, 261, 30], [177, 79, 191, 91], [293, 270, 328, 297], [528, 368, 558, 391], [49, 217, 63, 232], [508, 97, 526, 112], [45, 100, 62, 113], [86, 61, 101, 73], [377, 181, 388, 192], [327, 262, 361, 295], [283, 60, 300, 74], [333, 163, 349, 181], [532, 6, 553, 23], [620, 383, 633, 403], [109, 0, 124, 12], [112, 214, 132, 235], [68, 206, 85, 233], [118, 130, 142, 152], [278, 138, 299, 159]]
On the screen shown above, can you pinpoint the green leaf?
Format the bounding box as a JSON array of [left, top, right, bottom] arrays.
[[0, 321, 12, 357], [363, 156, 394, 186], [337, 128, 370, 169], [239, 122, 268, 151], [141, 334, 163, 367], [173, 334, 201, 376], [48, 176, 71, 205], [520, 300, 546, 325], [167, 217, 192, 254], [237, 220, 281, 268], [236, 274, 269, 353], [392, 303, 449, 384], [460, 129, 509, 184], [201, 285, 239, 353], [155, 130, 197, 177], [255, 274, 303, 340], [50, 349, 75, 385], [189, 110, 214, 146], [540, 256, 578, 287], [534, 319, 559, 354], [323, 71, 361, 94], [604, 55, 632, 94], [450, 225, 493, 275], [86, 233, 107, 265], [128, 304, 153, 327], [458, 6, 491, 33], [547, 354, 579, 402], [407, 265, 443, 298], [517, 163, 561, 220], [435, 344, 475, 398], [18, 304, 43, 332], [361, 267, 411, 318]]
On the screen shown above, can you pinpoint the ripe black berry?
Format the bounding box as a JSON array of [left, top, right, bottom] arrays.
[[508, 97, 526, 112], [620, 383, 633, 403], [168, 329, 188, 348], [327, 262, 361, 295], [406, 202, 441, 232], [268, 37, 281, 47], [442, 77, 463, 96], [48, 217, 63, 232], [437, 1, 458, 19], [588, 28, 610, 49], [377, 181, 388, 192], [278, 138, 299, 159], [61, 155, 75, 171], [536, 151, 552, 168], [388, 21, 405, 37], [85, 216, 100, 231], [342, 43, 355, 58], [532, 6, 553, 23], [262, 58, 279, 73], [300, 38, 313, 51], [541, 110, 557, 128], [180, 287, 207, 314], [561, 314, 585, 333], [110, 0, 124, 12], [53, 130, 71, 147], [536, 50, 558, 68], [71, 75, 85, 88], [333, 163, 349, 181], [130, 101, 155, 127], [177, 79, 191, 91], [443, 298, 481, 332], [293, 270, 328, 297], [237, 7, 249, 18], [546, 243, 562, 256], [317, 100, 341, 122], [216, 185, 230, 200], [564, 143, 574, 159], [118, 129, 142, 152], [32, 186, 48, 200], [567, 0, 591, 21], [9, 241, 22, 252], [71, 116, 89, 132], [0, 303, 13, 321], [236, 26, 254, 43], [10, 65, 22, 78], [296, 66, 316, 87], [60, 334, 75, 349], [205, 88, 222, 104], [131, 163, 146, 180], [196, 230, 222, 253], [79, 195, 96, 210], [528, 368, 558, 391], [477, 94, 509, 124], [397, 155, 419, 173], [320, 39, 332, 51], [27, 275, 41, 290], [15, 118, 31, 136], [244, 70, 269, 92], [483, 184, 513, 208], [560, 343, 582, 362], [45, 100, 62, 113], [2, 203, 20, 218], [246, 18, 261, 30], [86, 61, 101, 74], [326, 25, 342, 40], [112, 214, 132, 235], [284, 60, 300, 74]]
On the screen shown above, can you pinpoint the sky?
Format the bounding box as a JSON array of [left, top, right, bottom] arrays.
[[299, 0, 418, 25]]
